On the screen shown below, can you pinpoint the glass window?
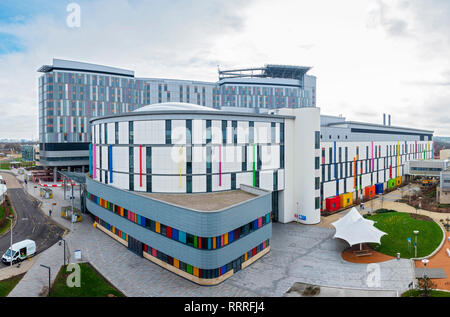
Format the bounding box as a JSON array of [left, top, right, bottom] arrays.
[[129, 121, 134, 144], [165, 120, 171, 144], [186, 119, 192, 144], [206, 120, 211, 144], [315, 131, 320, 149], [249, 121, 254, 143]]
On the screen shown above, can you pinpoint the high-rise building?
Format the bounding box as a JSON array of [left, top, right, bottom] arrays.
[[37, 59, 316, 178]]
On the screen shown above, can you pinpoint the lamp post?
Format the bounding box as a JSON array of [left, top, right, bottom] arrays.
[[58, 237, 66, 266], [40, 264, 51, 297], [9, 213, 13, 267], [413, 230, 419, 258], [422, 259, 429, 278]]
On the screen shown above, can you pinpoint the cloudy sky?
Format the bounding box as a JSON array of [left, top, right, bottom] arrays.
[[0, 0, 449, 139]]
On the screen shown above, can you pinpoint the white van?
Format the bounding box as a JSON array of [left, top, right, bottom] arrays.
[[2, 240, 36, 264]]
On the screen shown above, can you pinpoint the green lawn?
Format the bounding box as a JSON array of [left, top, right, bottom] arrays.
[[367, 212, 443, 258], [0, 274, 25, 297], [50, 263, 125, 297], [402, 289, 450, 297]]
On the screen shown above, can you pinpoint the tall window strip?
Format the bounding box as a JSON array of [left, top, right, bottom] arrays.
[[206, 146, 212, 174], [315, 131, 320, 149], [146, 146, 152, 192], [129, 121, 134, 144], [104, 123, 107, 144], [280, 145, 285, 169], [115, 122, 118, 144], [186, 119, 192, 144], [206, 120, 212, 144], [222, 120, 227, 144], [232, 121, 237, 144], [271, 123, 276, 143], [249, 121, 254, 144], [242, 146, 247, 171], [280, 123, 285, 144], [129, 146, 134, 191], [165, 120, 171, 145]]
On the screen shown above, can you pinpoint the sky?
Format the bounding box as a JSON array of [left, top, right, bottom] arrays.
[[0, 0, 449, 140]]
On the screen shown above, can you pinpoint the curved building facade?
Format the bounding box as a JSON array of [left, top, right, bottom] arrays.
[[86, 102, 298, 284]]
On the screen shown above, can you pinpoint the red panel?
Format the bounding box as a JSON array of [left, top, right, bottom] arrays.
[[364, 185, 376, 198], [167, 226, 172, 239], [326, 196, 341, 212]]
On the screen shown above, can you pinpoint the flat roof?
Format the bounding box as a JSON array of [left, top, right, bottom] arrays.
[[38, 58, 135, 78], [90, 106, 293, 123], [138, 190, 257, 211], [326, 120, 433, 134], [219, 64, 311, 80]]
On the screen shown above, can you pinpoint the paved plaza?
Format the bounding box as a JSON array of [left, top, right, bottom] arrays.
[[7, 171, 415, 297]]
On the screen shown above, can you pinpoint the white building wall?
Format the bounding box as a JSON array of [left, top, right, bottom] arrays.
[[107, 123, 115, 144], [118, 121, 128, 144]]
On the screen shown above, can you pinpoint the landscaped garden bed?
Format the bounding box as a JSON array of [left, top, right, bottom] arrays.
[[50, 262, 125, 297]]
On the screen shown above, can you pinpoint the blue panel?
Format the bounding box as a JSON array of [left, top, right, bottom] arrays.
[[208, 238, 211, 250], [172, 229, 178, 241], [229, 231, 234, 243], [178, 231, 186, 244]]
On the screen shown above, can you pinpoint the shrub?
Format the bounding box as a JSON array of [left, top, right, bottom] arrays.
[[375, 208, 397, 214]]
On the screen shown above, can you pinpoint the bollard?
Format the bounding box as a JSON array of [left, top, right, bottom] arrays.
[[397, 253, 401, 260]]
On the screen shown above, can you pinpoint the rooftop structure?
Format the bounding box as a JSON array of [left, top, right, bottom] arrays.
[[218, 64, 312, 80], [38, 58, 134, 77]]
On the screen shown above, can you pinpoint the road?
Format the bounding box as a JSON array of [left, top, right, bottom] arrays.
[[0, 172, 65, 264]]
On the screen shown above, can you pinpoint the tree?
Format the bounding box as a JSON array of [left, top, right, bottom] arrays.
[[416, 276, 437, 297]]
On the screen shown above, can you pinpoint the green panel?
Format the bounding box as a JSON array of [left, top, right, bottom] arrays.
[[186, 264, 193, 275]]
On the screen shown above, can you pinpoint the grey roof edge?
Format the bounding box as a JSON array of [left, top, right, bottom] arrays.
[[102, 180, 272, 213], [327, 121, 434, 134], [37, 58, 135, 77], [89, 110, 294, 123]]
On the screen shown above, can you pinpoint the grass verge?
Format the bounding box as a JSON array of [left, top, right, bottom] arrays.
[[402, 289, 450, 297], [0, 205, 13, 236], [0, 273, 25, 297], [50, 262, 125, 297]]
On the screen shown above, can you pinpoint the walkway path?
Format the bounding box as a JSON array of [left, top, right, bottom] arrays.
[[415, 231, 450, 291]]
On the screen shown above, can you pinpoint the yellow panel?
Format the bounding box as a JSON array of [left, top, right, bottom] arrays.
[[174, 258, 179, 269], [156, 222, 161, 233], [193, 267, 199, 277]]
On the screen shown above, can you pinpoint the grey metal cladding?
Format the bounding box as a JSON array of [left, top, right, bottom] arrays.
[[86, 177, 272, 237], [86, 200, 271, 269]]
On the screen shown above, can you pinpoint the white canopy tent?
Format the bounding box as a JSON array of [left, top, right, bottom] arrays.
[[331, 207, 387, 250]]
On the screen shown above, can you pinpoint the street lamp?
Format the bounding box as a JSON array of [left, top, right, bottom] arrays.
[[58, 237, 66, 266], [40, 264, 51, 297], [413, 230, 419, 258], [422, 259, 429, 278], [9, 213, 13, 267]]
